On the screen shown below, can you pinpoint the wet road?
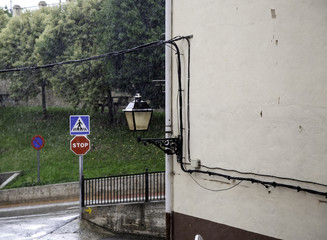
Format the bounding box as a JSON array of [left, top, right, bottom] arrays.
[[0, 202, 162, 240]]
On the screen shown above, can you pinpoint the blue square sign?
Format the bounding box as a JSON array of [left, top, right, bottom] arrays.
[[70, 115, 90, 135]]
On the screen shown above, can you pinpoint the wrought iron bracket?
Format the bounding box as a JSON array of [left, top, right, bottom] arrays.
[[137, 136, 182, 157]]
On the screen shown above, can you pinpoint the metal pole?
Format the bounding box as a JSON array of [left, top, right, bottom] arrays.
[[79, 155, 84, 218], [165, 0, 173, 239], [37, 150, 40, 183]]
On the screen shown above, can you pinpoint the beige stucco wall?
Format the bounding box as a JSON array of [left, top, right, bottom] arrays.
[[171, 0, 327, 239]]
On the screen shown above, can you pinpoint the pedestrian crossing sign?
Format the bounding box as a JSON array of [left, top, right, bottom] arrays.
[[70, 115, 90, 135]]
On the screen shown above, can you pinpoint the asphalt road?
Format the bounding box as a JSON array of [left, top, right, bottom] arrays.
[[0, 202, 162, 240]]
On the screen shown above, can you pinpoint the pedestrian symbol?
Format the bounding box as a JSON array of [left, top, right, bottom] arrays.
[[70, 115, 90, 135], [72, 117, 88, 132]]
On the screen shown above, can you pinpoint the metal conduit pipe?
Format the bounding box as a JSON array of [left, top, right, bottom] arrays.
[[165, 0, 173, 239]]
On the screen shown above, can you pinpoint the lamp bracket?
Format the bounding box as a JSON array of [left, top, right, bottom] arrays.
[[137, 136, 182, 156]]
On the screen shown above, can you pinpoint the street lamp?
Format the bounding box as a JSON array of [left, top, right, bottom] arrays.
[[123, 93, 153, 131], [123, 93, 182, 160]]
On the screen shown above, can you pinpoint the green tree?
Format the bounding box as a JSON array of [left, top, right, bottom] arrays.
[[36, 0, 164, 124], [0, 8, 52, 118], [35, 0, 109, 117], [0, 9, 10, 30], [0, 0, 165, 122], [98, 0, 165, 109]]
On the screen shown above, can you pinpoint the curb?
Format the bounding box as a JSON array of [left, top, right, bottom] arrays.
[[0, 200, 79, 218], [0, 171, 22, 190]]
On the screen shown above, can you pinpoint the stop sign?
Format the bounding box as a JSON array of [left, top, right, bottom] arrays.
[[70, 135, 90, 155]]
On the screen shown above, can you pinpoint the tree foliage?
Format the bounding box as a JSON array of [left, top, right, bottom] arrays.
[[98, 0, 165, 108], [0, 9, 10, 30], [0, 0, 165, 122], [35, 0, 105, 109], [0, 8, 52, 118]]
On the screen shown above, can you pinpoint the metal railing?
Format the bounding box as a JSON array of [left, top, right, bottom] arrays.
[[83, 169, 165, 206]]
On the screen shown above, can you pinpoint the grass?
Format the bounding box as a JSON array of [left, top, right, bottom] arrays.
[[0, 107, 165, 188]]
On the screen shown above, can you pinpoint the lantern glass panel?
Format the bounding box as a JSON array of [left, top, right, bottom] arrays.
[[134, 111, 152, 131], [124, 112, 135, 131]]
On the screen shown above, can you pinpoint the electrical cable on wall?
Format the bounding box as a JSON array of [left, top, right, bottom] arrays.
[[1, 34, 326, 198], [188, 173, 243, 192], [169, 37, 327, 198], [200, 164, 327, 188], [186, 37, 192, 163]]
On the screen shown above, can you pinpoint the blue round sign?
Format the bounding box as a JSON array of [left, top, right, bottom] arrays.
[[31, 135, 45, 150]]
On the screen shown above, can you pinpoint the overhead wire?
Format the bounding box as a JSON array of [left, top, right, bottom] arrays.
[[0, 36, 192, 74], [1, 34, 326, 198]]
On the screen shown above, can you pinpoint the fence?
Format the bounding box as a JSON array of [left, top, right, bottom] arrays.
[[83, 169, 165, 206]]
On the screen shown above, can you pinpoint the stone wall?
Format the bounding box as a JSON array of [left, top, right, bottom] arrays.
[[82, 201, 165, 238], [0, 182, 79, 205]]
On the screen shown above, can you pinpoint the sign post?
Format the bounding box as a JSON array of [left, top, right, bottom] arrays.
[[37, 150, 40, 183], [79, 155, 83, 213], [70, 135, 90, 216], [31, 135, 45, 183], [70, 115, 90, 218]]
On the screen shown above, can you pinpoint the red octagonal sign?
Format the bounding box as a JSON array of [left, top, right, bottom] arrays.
[[70, 135, 90, 155]]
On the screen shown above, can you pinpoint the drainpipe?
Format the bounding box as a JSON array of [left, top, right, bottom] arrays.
[[165, 0, 173, 239]]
